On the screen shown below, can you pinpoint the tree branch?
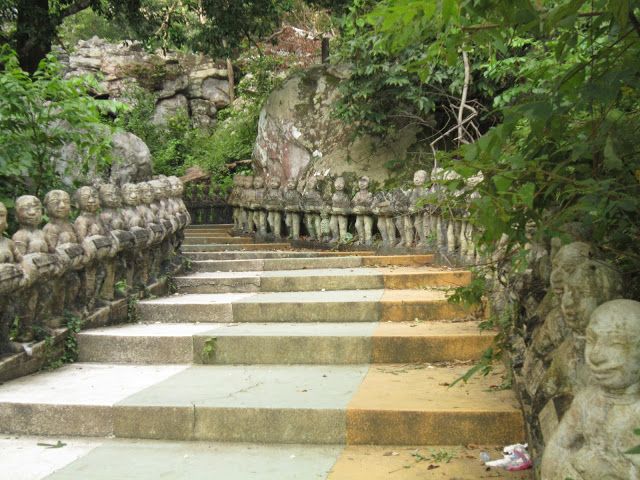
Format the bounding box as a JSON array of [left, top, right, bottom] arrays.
[[630, 10, 640, 39], [60, 0, 92, 19], [457, 50, 471, 146]]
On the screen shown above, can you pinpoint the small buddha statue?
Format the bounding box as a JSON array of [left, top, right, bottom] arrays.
[[283, 179, 302, 240], [352, 176, 374, 246], [329, 177, 351, 243], [264, 177, 284, 238]]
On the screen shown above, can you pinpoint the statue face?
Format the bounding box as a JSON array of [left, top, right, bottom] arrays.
[[334, 177, 345, 191], [254, 177, 264, 189], [99, 184, 120, 208], [268, 178, 280, 189], [169, 177, 183, 196], [413, 170, 427, 186], [76, 187, 99, 213], [45, 190, 71, 219], [0, 203, 7, 233], [16, 195, 43, 227], [550, 242, 593, 297], [287, 179, 296, 190], [560, 261, 621, 332], [358, 176, 370, 190], [243, 177, 254, 188], [139, 183, 155, 204], [150, 181, 164, 200], [122, 184, 139, 206], [586, 300, 640, 392]]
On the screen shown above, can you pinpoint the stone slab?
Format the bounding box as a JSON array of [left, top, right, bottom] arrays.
[[136, 293, 253, 323], [346, 364, 525, 445], [181, 243, 292, 252]]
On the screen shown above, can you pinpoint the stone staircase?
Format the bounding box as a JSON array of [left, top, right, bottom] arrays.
[[0, 224, 529, 479]]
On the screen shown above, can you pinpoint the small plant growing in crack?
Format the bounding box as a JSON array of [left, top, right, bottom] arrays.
[[201, 337, 217, 362]]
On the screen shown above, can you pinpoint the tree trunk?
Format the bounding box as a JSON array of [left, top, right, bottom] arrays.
[[16, 0, 56, 73]]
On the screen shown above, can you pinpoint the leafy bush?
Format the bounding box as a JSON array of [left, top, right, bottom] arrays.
[[0, 48, 117, 208]]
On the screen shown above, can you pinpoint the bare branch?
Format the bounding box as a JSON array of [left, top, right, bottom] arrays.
[[60, 0, 92, 19], [456, 50, 471, 146]]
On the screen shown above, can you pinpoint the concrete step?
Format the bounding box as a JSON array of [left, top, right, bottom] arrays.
[[187, 254, 434, 272], [174, 267, 470, 294], [181, 243, 292, 252], [185, 224, 233, 230], [0, 363, 523, 445], [1, 436, 532, 480], [77, 321, 493, 365], [183, 236, 255, 245], [184, 250, 376, 261], [137, 289, 470, 324]]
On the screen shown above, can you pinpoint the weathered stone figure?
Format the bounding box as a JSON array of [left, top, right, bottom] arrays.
[[43, 190, 83, 315], [264, 177, 284, 238], [541, 299, 640, 480], [239, 176, 253, 233], [0, 202, 23, 352], [302, 176, 323, 241], [330, 177, 351, 243], [372, 191, 395, 247], [138, 182, 164, 282], [168, 176, 190, 229], [390, 188, 411, 247], [251, 176, 267, 237], [12, 195, 54, 341], [121, 183, 149, 289], [409, 170, 428, 247], [74, 186, 111, 311], [352, 176, 374, 246], [283, 179, 302, 240]]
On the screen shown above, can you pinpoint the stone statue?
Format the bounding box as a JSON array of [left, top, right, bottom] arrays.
[[372, 191, 395, 247], [99, 184, 134, 299], [239, 176, 253, 233], [429, 167, 445, 251], [229, 175, 243, 232], [12, 195, 55, 341], [140, 181, 165, 282], [264, 177, 284, 238], [74, 186, 111, 311], [390, 188, 411, 248], [408, 170, 428, 247], [541, 299, 640, 480], [283, 179, 302, 240], [0, 202, 23, 353], [522, 242, 596, 398], [302, 176, 323, 241], [330, 177, 351, 243], [43, 190, 83, 316], [250, 176, 267, 237], [121, 183, 150, 289], [352, 176, 374, 246], [168, 176, 190, 229], [540, 258, 622, 402]]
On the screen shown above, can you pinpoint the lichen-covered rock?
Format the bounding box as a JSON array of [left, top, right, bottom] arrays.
[[110, 132, 153, 185], [152, 94, 189, 125], [252, 64, 420, 186]]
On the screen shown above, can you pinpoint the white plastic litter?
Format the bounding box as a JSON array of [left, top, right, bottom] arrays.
[[483, 443, 532, 471]]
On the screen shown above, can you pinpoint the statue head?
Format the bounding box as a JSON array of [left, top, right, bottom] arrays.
[[253, 176, 264, 189], [160, 177, 173, 196], [550, 242, 594, 297], [44, 190, 71, 220], [15, 195, 43, 227], [334, 177, 345, 191], [149, 180, 165, 200], [413, 170, 427, 187], [138, 182, 155, 205], [0, 202, 7, 234], [243, 176, 254, 189], [561, 260, 622, 333], [233, 175, 242, 186], [122, 183, 139, 207], [168, 176, 183, 197], [98, 184, 121, 209], [75, 186, 99, 213], [586, 299, 640, 393], [268, 177, 280, 189], [358, 176, 370, 191], [286, 179, 297, 191]]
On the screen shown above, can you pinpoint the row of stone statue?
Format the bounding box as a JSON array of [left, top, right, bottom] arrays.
[[228, 170, 478, 257], [505, 239, 640, 479], [0, 176, 190, 353]]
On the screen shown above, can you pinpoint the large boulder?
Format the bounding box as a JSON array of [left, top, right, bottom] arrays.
[[110, 131, 153, 185], [152, 94, 189, 125], [252, 65, 420, 186]]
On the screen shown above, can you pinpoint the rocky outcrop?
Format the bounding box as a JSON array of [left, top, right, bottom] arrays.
[[252, 64, 421, 186], [63, 36, 231, 126]]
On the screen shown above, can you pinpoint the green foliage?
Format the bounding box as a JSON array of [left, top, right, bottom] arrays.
[[201, 337, 217, 362], [0, 48, 117, 207], [43, 312, 82, 370], [58, 7, 136, 46], [625, 428, 640, 454]]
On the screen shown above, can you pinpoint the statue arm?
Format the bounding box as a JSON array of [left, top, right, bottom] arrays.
[[540, 399, 584, 479], [43, 225, 59, 251], [74, 219, 88, 241], [11, 231, 28, 261]]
